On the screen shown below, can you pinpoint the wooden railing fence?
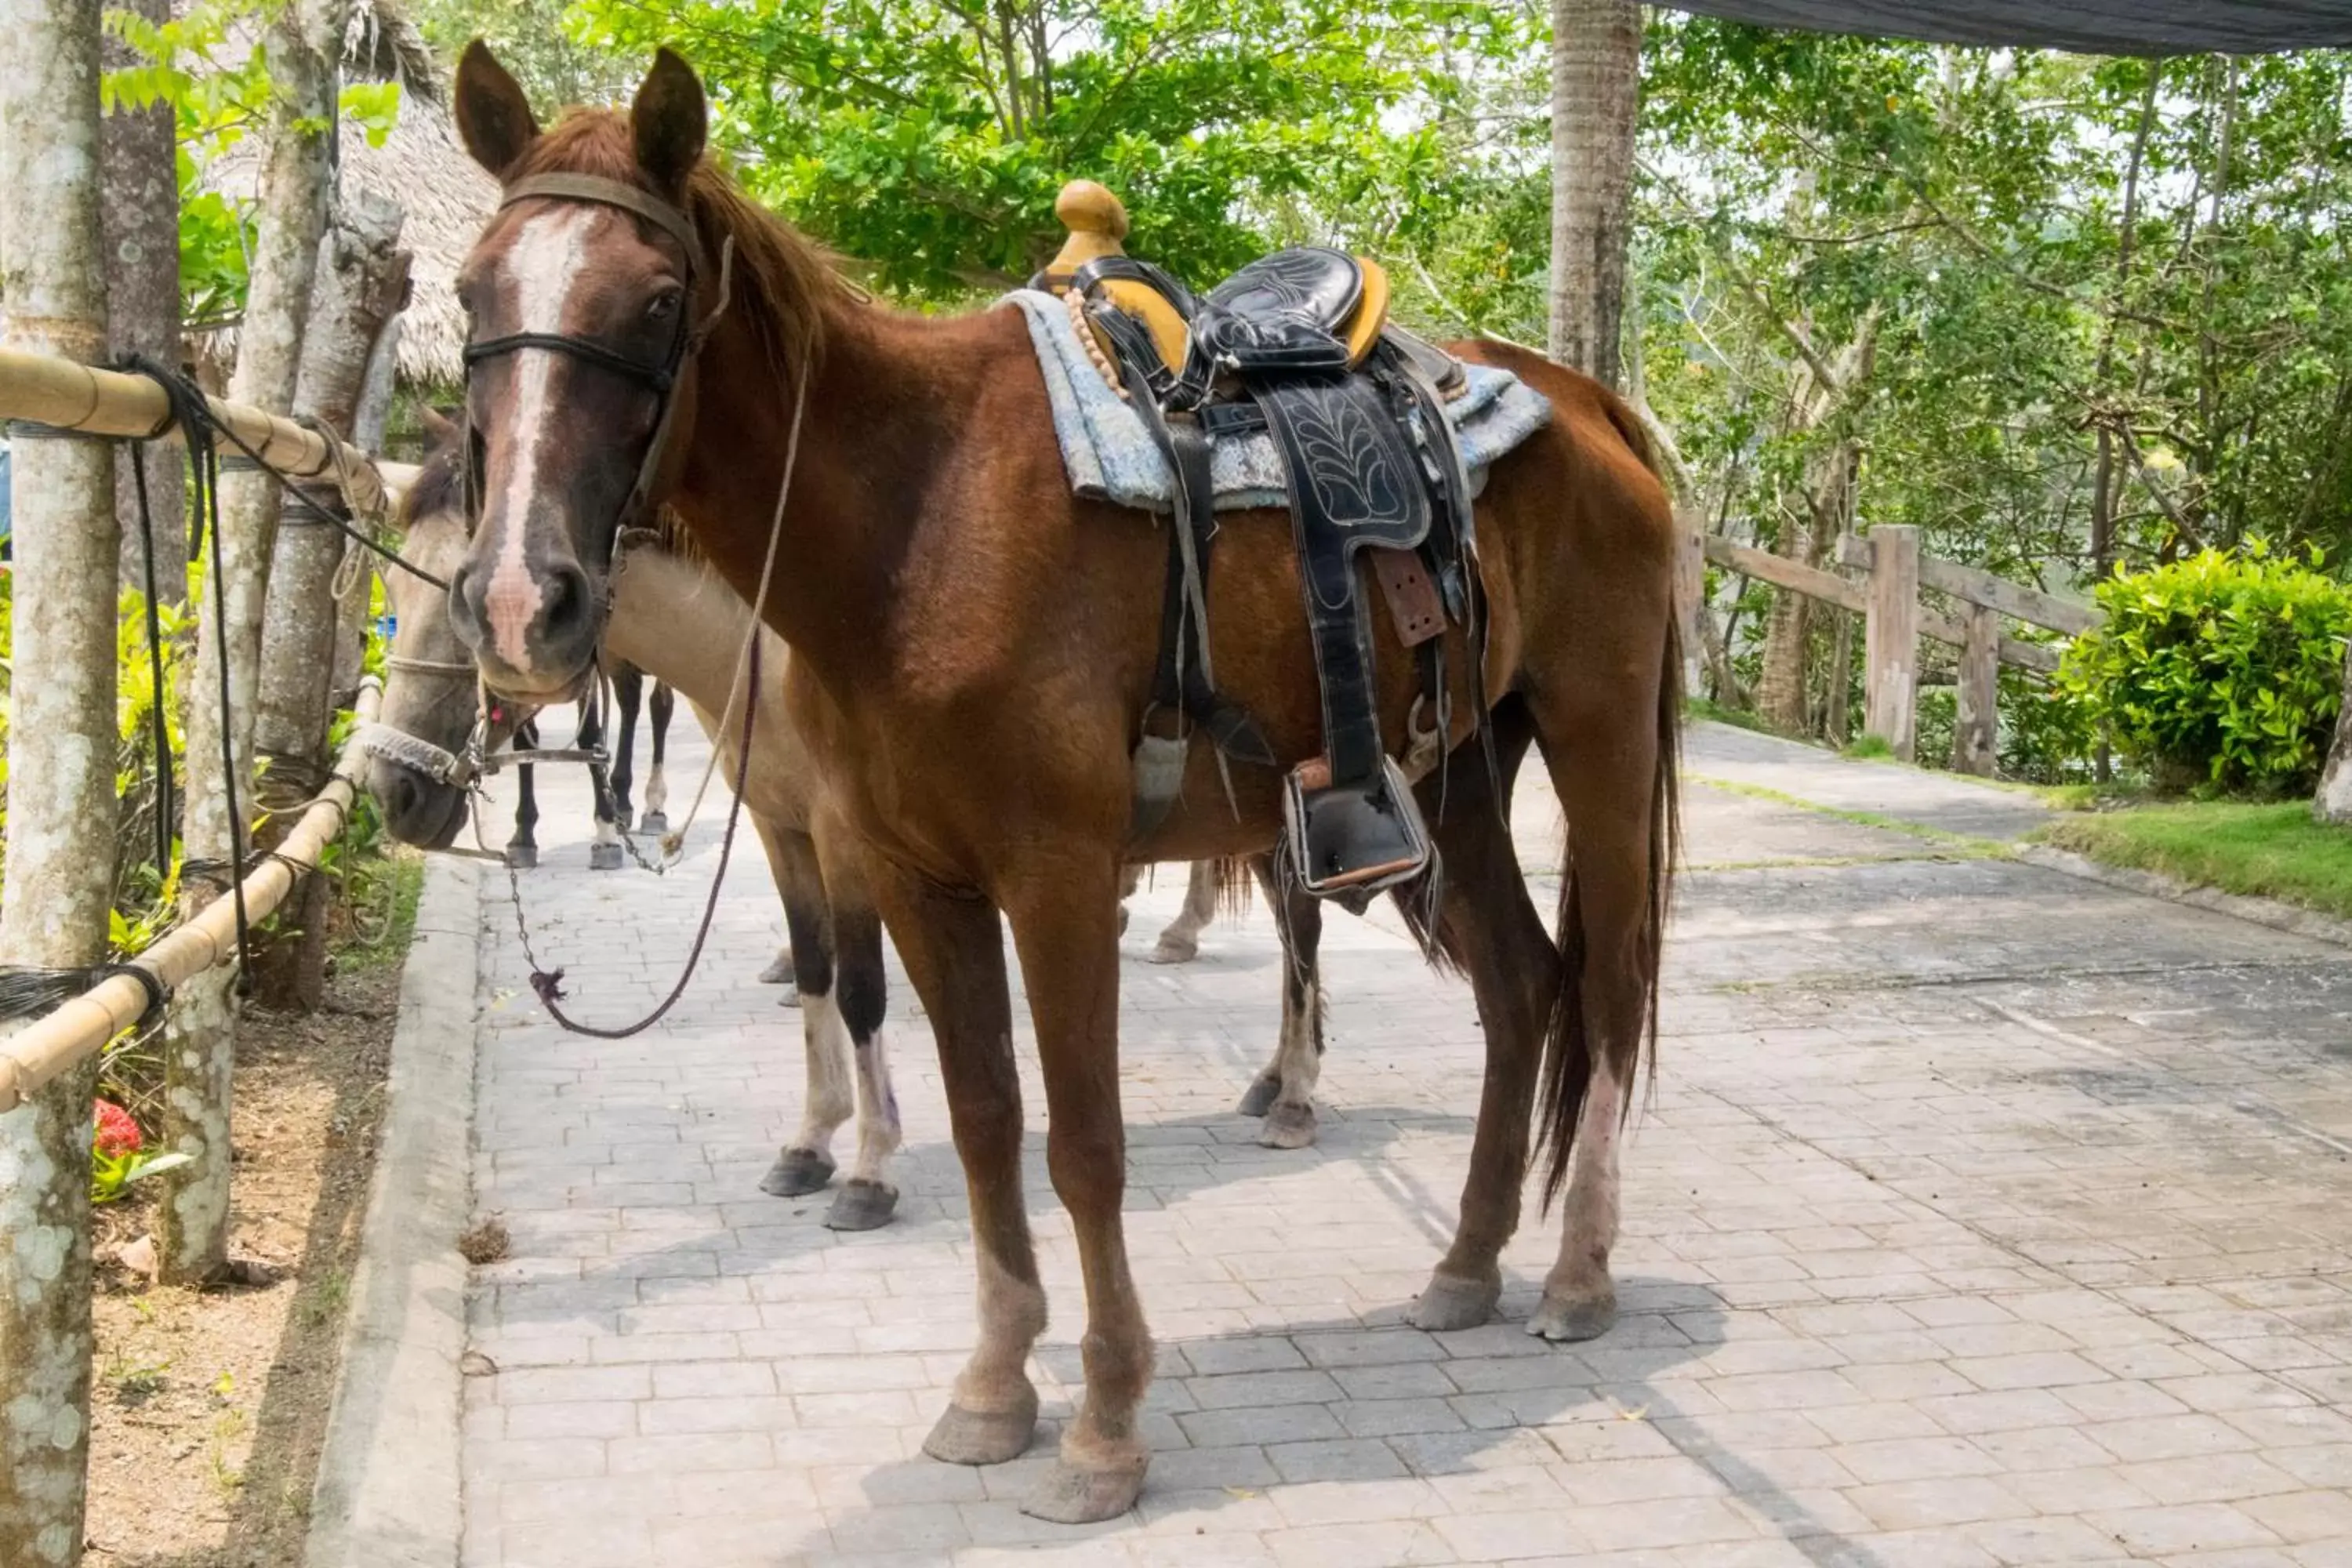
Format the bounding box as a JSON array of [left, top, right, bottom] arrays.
[[1676, 522, 2103, 775]]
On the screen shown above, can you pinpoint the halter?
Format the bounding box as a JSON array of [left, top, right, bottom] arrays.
[[460, 172, 735, 572]]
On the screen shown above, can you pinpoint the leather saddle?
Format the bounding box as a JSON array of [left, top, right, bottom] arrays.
[[1038, 183, 1481, 906]]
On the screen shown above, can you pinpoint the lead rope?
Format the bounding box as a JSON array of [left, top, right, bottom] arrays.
[[654, 353, 810, 866], [485, 354, 811, 1038]]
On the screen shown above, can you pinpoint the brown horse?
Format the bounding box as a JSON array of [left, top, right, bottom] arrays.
[[446, 45, 1678, 1523]]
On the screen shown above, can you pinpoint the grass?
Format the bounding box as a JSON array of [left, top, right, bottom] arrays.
[[340, 851, 424, 972], [2035, 801, 2352, 920], [1839, 734, 1895, 760], [1684, 696, 1773, 735], [1687, 774, 2010, 858]]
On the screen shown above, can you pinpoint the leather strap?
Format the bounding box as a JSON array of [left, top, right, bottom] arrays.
[[1372, 548, 1445, 647], [464, 172, 737, 575], [1252, 371, 1430, 790], [502, 172, 710, 282]]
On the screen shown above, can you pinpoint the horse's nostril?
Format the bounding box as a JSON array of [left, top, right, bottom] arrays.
[[541, 561, 594, 644]]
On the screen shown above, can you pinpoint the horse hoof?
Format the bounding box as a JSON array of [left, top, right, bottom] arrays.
[[588, 843, 624, 871], [1258, 1102, 1317, 1149], [1149, 935, 1198, 965], [759, 1147, 835, 1198], [776, 985, 802, 1009], [505, 844, 538, 869], [1019, 1454, 1147, 1523], [923, 1395, 1039, 1466], [1235, 1072, 1282, 1118], [1405, 1271, 1500, 1332], [638, 811, 668, 834], [824, 1179, 898, 1231], [1527, 1290, 1616, 1343], [758, 955, 796, 985]]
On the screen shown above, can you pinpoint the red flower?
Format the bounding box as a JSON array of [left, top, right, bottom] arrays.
[[93, 1100, 142, 1159]]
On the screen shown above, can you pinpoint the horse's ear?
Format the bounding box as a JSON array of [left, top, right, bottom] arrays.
[[631, 48, 706, 198], [455, 40, 539, 180], [418, 406, 458, 445]]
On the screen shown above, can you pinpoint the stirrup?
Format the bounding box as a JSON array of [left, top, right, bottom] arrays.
[[1281, 754, 1432, 900]]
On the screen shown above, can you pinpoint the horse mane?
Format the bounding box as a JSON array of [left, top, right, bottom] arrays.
[[510, 111, 849, 382], [401, 437, 464, 529]]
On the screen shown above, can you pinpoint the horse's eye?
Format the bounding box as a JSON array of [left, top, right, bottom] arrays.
[[646, 290, 681, 323]]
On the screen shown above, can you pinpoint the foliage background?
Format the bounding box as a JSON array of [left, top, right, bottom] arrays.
[[397, 2, 2352, 783]]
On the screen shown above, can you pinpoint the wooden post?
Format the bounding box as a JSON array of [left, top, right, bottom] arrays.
[[0, 0, 117, 1559], [1862, 524, 1920, 760], [1672, 509, 1704, 701], [250, 190, 409, 1011], [1953, 601, 2000, 777]]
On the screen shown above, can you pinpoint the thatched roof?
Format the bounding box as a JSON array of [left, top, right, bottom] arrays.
[[198, 0, 493, 389]]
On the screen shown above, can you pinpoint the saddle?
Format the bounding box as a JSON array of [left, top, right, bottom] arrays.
[[1035, 182, 1483, 906]]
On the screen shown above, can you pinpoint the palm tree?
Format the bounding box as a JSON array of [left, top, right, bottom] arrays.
[[1548, 0, 1639, 384]]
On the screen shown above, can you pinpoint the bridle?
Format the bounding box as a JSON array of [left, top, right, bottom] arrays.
[[424, 171, 735, 802], [356, 652, 522, 791], [459, 172, 735, 574]]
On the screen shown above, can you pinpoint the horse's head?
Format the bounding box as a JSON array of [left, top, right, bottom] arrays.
[[445, 42, 717, 700], [365, 427, 533, 847]]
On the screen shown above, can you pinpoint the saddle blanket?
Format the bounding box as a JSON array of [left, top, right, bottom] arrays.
[[999, 288, 1554, 515]]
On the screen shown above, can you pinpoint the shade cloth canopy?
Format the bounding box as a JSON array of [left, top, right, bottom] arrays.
[[1667, 1, 2352, 55]]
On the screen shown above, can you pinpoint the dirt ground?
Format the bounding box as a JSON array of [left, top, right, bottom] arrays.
[[81, 945, 402, 1568]]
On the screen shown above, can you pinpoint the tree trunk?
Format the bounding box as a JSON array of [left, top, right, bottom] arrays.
[[161, 0, 352, 1285], [249, 191, 408, 1011], [329, 316, 403, 710], [0, 1, 118, 1560], [102, 0, 186, 602], [1755, 507, 1814, 734], [1548, 0, 1639, 383]]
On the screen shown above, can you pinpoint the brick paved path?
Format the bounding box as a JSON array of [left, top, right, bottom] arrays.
[[459, 719, 2352, 1567]]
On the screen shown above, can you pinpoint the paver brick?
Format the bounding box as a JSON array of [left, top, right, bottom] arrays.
[[452, 721, 2352, 1567]]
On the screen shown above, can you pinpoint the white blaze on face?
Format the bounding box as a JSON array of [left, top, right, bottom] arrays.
[[485, 207, 598, 673]]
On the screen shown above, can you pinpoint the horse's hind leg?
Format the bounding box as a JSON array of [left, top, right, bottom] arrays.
[[1404, 703, 1556, 1333], [1149, 859, 1220, 963], [641, 681, 674, 833], [1523, 673, 1669, 1343], [759, 826, 851, 1198], [1240, 855, 1323, 1149], [819, 832, 900, 1231], [869, 864, 1046, 1472]]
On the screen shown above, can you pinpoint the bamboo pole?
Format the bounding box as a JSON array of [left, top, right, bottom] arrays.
[[0, 346, 416, 510], [0, 680, 387, 1117]]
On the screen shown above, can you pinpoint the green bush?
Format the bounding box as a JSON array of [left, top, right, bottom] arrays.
[[2057, 546, 2352, 794]]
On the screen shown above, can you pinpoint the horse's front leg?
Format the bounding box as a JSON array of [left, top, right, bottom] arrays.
[[506, 721, 540, 869], [577, 702, 622, 870], [1003, 855, 1152, 1523], [758, 825, 848, 1197], [1240, 855, 1323, 1149], [607, 665, 643, 829], [817, 831, 900, 1232], [641, 681, 674, 833], [867, 861, 1046, 1473], [750, 815, 799, 997]]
